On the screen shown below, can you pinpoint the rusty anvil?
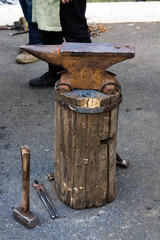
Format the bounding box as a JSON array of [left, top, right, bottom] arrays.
[[21, 42, 135, 93]]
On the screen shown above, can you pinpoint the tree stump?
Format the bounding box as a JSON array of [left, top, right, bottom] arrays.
[[54, 88, 122, 209]]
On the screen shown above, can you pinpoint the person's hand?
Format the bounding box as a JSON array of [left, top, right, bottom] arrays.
[[61, 0, 72, 4]]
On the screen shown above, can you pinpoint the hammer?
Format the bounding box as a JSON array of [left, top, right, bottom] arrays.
[[13, 145, 39, 229]]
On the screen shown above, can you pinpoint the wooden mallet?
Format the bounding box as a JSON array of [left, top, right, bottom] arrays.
[[13, 145, 39, 229]]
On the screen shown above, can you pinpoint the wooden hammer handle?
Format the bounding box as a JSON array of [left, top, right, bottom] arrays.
[[21, 145, 30, 214]]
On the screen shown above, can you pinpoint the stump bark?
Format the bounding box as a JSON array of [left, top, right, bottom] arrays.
[[54, 88, 121, 209]]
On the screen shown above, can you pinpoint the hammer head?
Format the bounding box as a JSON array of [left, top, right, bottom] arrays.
[[13, 206, 39, 229]]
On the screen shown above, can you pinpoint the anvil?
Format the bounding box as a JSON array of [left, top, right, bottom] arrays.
[[21, 43, 135, 93]]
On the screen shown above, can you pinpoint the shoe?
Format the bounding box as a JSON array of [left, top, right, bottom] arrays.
[[16, 52, 39, 64], [29, 72, 59, 88]]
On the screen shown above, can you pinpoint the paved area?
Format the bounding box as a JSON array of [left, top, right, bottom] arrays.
[[0, 22, 160, 240]]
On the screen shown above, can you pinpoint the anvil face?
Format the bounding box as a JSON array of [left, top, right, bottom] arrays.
[[21, 43, 135, 93], [61, 42, 135, 55]]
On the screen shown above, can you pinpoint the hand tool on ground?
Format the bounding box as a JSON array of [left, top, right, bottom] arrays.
[[20, 42, 135, 94], [34, 180, 59, 219], [10, 30, 29, 36], [0, 25, 15, 30], [0, 21, 19, 30], [47, 172, 55, 181], [116, 152, 130, 168], [13, 145, 39, 229]]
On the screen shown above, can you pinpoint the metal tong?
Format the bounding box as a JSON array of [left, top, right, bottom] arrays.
[[34, 180, 59, 219]]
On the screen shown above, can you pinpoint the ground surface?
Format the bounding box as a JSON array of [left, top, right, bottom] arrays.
[[0, 23, 160, 240]]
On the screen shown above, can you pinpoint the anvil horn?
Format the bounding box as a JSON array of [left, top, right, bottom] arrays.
[[20, 45, 62, 66]]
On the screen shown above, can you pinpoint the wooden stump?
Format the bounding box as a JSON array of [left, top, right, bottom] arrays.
[[54, 88, 122, 209]]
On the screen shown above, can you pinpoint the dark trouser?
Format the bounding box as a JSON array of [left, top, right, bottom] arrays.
[[60, 0, 91, 43], [19, 0, 42, 45], [40, 0, 91, 74], [39, 31, 64, 74]]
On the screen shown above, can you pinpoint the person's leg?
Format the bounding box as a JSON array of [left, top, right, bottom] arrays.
[[29, 0, 91, 87], [26, 0, 42, 45], [40, 30, 65, 74], [17, 0, 42, 64], [60, 0, 91, 43], [19, 0, 42, 45], [29, 31, 65, 87], [19, 0, 28, 21]]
